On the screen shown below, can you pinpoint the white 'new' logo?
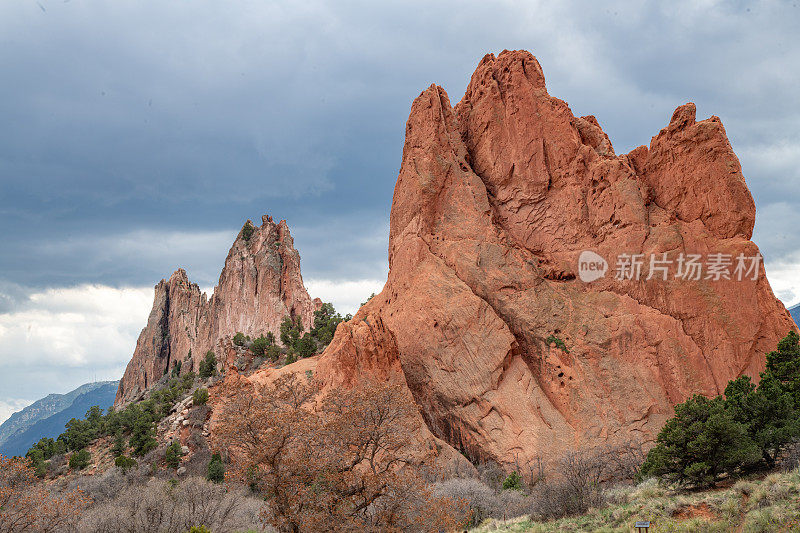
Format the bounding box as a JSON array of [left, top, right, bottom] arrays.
[[578, 251, 607, 282]]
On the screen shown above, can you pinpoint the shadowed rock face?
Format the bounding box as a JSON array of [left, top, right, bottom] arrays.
[[314, 50, 796, 465], [115, 215, 317, 405]]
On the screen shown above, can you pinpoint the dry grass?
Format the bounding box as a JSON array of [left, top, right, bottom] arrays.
[[470, 468, 800, 533]]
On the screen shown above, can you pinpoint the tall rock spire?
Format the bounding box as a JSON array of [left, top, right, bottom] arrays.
[[115, 215, 316, 404]]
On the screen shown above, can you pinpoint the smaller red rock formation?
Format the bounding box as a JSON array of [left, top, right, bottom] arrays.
[[115, 215, 315, 404]]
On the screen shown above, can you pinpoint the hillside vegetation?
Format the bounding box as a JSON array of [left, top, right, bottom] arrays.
[[5, 331, 800, 532], [463, 331, 800, 532]]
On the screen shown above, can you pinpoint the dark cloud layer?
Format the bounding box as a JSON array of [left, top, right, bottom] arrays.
[[1, 1, 799, 405]]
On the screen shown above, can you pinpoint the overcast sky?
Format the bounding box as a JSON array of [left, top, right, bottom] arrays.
[[1, 0, 798, 422]]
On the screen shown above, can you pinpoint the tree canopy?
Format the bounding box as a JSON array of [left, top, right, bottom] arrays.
[[214, 374, 468, 532]]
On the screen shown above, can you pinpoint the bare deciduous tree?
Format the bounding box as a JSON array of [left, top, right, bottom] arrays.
[[214, 375, 470, 532], [76, 476, 262, 533], [0, 455, 89, 533]]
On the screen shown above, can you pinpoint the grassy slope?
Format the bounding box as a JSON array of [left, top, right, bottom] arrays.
[[471, 469, 800, 533]]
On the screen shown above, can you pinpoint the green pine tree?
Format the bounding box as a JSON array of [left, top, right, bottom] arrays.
[[199, 350, 217, 379], [765, 330, 800, 403], [165, 441, 184, 469], [207, 452, 225, 483], [724, 374, 800, 469], [639, 394, 760, 487], [69, 449, 92, 470], [502, 471, 524, 491], [112, 430, 127, 457], [130, 416, 157, 457]]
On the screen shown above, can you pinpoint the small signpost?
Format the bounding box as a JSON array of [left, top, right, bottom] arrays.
[[634, 521, 650, 532]]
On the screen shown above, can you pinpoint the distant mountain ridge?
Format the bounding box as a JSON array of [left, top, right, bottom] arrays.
[[0, 381, 117, 457], [790, 304, 800, 328], [0, 381, 112, 447]]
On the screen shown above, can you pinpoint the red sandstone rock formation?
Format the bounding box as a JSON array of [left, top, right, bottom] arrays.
[[309, 50, 796, 466], [115, 215, 315, 404]]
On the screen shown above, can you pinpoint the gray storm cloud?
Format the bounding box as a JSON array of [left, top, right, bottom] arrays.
[[0, 0, 798, 407]]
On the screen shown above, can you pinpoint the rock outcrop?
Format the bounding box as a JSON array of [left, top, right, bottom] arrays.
[[310, 50, 796, 466], [116, 215, 316, 404]]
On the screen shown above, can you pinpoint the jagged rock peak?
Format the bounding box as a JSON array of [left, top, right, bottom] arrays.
[[115, 215, 315, 404], [311, 50, 795, 466]]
